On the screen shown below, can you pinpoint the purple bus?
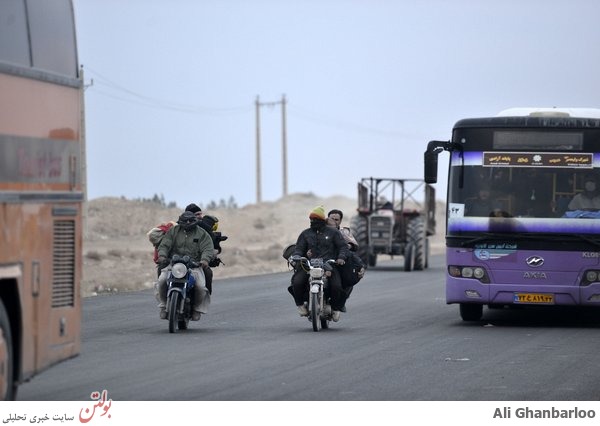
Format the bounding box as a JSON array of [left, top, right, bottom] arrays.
[[424, 108, 600, 321]]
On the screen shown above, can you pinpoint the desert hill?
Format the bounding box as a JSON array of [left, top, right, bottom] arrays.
[[82, 193, 445, 297]]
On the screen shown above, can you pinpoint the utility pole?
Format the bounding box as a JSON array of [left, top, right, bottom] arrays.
[[255, 96, 262, 203], [255, 94, 288, 203], [281, 94, 287, 197]]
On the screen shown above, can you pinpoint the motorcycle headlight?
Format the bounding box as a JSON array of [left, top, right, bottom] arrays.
[[310, 268, 323, 278], [172, 263, 188, 279]]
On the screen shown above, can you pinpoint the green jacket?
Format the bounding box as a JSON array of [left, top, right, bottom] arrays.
[[157, 224, 214, 264]]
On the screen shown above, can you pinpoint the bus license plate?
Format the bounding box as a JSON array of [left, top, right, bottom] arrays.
[[513, 293, 554, 304]]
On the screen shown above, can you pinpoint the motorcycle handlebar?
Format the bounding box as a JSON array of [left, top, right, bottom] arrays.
[[169, 256, 200, 269], [289, 256, 336, 266]]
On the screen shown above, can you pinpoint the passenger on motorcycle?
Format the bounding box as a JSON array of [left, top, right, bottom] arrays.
[[327, 209, 359, 251], [184, 203, 228, 295], [327, 209, 366, 309], [156, 211, 215, 321], [289, 206, 349, 322]]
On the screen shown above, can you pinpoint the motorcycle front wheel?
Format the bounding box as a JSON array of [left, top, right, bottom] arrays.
[[310, 292, 321, 332], [167, 292, 182, 333], [178, 319, 189, 330]]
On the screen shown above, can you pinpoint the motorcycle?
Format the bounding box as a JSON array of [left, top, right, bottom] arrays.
[[290, 255, 336, 332], [165, 254, 202, 333]]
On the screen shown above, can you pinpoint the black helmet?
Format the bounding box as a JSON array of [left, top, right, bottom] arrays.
[[185, 203, 202, 214], [178, 211, 198, 230]]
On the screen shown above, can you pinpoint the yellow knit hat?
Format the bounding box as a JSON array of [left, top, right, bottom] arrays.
[[309, 205, 326, 220]]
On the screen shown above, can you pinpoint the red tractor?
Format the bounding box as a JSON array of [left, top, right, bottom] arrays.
[[349, 178, 436, 271]]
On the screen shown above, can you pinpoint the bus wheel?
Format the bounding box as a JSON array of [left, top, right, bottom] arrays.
[[0, 301, 15, 400], [459, 303, 483, 321]]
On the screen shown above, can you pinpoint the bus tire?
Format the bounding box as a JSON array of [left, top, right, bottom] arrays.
[[0, 300, 15, 400], [459, 303, 483, 321]]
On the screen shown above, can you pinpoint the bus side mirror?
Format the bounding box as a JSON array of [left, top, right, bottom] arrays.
[[424, 150, 438, 184], [424, 140, 453, 184]]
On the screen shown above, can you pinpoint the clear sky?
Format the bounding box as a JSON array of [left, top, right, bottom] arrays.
[[74, 0, 600, 208]]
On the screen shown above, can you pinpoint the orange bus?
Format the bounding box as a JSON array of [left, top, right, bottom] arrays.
[[0, 0, 83, 400]]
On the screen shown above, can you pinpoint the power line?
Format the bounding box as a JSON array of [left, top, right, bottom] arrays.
[[82, 66, 419, 138], [82, 65, 252, 116], [288, 104, 419, 140]]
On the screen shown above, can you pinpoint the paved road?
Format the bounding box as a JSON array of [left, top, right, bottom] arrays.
[[18, 255, 600, 401]]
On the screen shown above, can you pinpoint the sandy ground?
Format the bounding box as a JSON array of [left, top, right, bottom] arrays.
[[82, 193, 445, 297]]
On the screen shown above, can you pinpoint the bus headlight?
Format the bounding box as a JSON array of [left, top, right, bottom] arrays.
[[473, 268, 485, 279], [448, 265, 490, 283], [582, 270, 600, 286]]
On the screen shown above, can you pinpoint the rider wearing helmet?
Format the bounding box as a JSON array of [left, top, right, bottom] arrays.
[[156, 211, 215, 321]]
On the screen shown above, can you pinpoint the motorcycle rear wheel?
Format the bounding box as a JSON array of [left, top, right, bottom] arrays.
[[167, 293, 182, 333], [310, 292, 321, 332]]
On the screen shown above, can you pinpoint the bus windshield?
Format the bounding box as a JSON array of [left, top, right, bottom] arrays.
[[448, 131, 600, 236]]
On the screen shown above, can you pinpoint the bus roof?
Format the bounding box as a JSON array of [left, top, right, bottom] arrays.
[[497, 107, 600, 119], [454, 110, 600, 130]]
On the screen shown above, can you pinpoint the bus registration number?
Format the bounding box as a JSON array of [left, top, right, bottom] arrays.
[[513, 293, 554, 304]]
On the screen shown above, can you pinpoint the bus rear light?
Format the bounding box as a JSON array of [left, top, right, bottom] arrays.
[[448, 265, 490, 283]]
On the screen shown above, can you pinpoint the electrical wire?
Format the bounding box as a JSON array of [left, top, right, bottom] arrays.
[[82, 65, 420, 139], [83, 65, 252, 116]]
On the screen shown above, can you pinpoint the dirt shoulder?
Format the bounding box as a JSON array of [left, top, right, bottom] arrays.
[[82, 194, 445, 297]]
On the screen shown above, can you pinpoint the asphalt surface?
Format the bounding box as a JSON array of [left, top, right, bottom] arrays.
[[18, 254, 600, 401]]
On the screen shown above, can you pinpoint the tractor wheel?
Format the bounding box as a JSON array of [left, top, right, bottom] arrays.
[[368, 253, 377, 267], [350, 215, 369, 266], [407, 216, 426, 271]]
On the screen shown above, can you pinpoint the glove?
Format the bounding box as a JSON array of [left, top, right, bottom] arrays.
[[209, 257, 223, 267], [288, 256, 298, 268], [358, 267, 365, 278]]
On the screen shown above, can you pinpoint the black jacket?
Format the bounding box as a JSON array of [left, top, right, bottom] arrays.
[[292, 224, 349, 261]]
